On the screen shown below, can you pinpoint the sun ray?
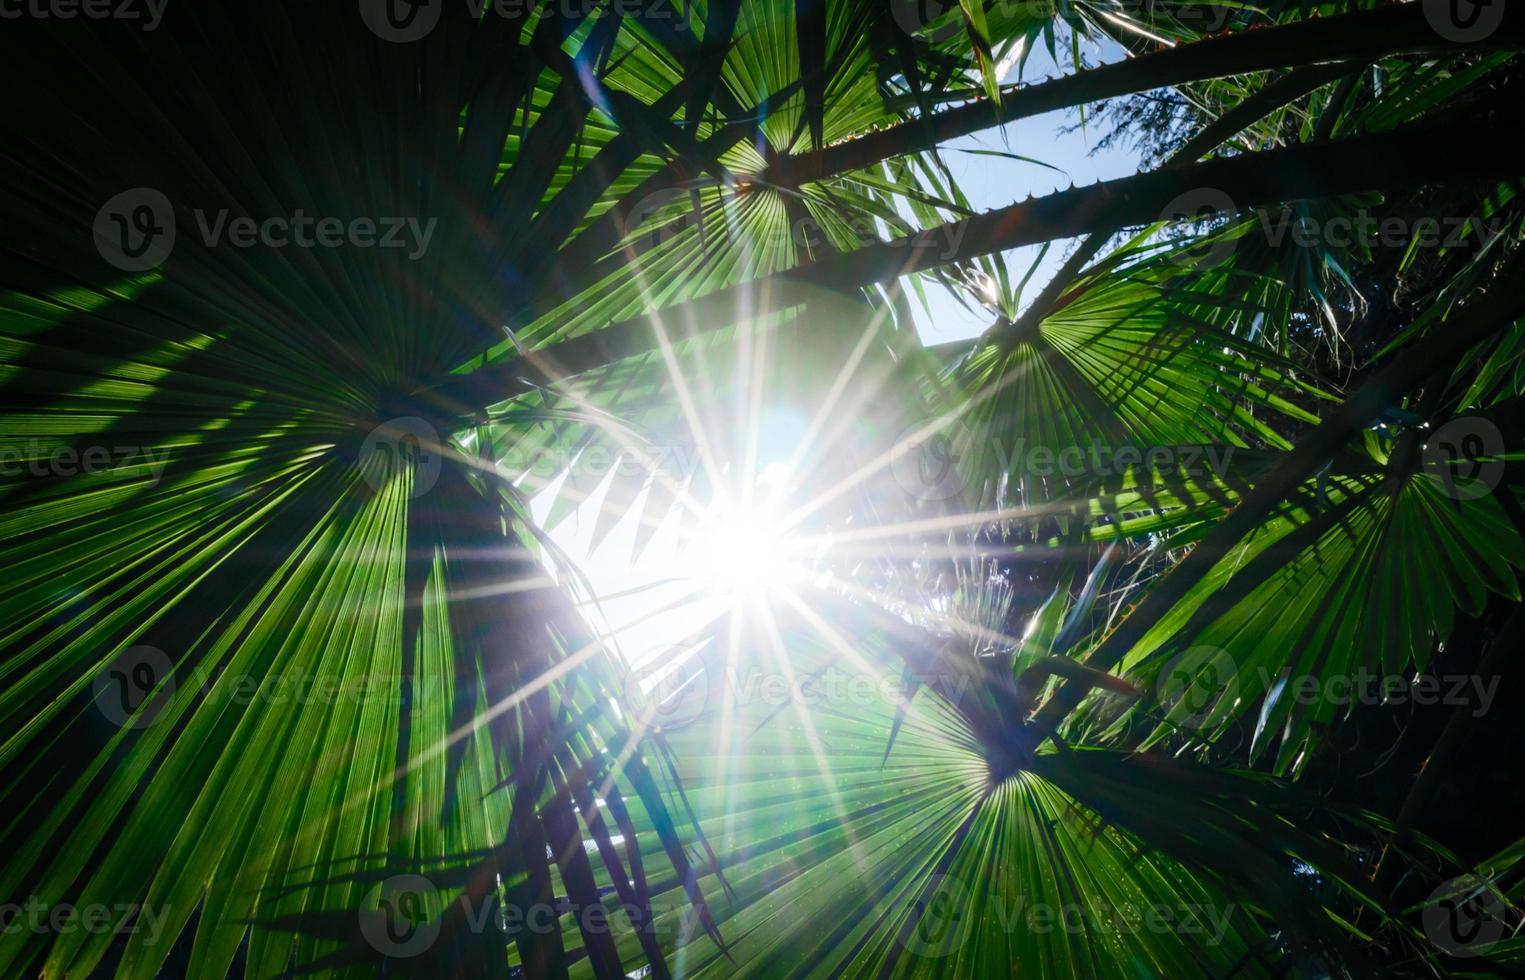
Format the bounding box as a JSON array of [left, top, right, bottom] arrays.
[[779, 346, 1045, 530], [752, 601, 876, 876]]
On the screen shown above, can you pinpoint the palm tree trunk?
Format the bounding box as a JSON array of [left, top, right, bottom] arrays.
[[767, 3, 1525, 186], [438, 103, 1525, 406], [510, 5, 1519, 349], [983, 61, 1356, 351]]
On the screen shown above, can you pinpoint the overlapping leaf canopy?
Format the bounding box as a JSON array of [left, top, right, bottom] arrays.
[[2, 1, 1525, 977]]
